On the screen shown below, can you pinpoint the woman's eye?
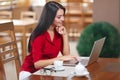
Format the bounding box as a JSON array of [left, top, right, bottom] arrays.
[[57, 16, 61, 19]]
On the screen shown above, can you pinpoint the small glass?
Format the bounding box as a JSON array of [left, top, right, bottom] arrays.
[[40, 67, 56, 75]]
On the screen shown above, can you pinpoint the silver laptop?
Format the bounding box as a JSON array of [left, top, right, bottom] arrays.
[[79, 37, 106, 66]]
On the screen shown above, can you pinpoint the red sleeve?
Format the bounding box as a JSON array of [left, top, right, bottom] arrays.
[[31, 36, 44, 62]]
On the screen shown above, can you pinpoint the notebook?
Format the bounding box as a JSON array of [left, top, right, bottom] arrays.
[[79, 37, 106, 66], [63, 37, 106, 67]]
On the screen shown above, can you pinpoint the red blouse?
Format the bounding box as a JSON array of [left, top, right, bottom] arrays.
[[20, 31, 63, 73]]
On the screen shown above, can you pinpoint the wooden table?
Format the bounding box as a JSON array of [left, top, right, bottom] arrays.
[[23, 58, 120, 80], [0, 19, 38, 61]]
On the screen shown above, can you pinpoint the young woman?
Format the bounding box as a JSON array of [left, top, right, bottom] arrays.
[[19, 1, 77, 80]]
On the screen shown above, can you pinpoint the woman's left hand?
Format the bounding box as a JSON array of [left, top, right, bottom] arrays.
[[58, 55, 78, 61]]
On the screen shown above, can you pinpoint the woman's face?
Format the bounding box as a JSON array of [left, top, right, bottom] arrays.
[[53, 9, 64, 27]]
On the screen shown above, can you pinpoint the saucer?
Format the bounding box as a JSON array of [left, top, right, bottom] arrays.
[[74, 71, 89, 76], [52, 67, 65, 71]]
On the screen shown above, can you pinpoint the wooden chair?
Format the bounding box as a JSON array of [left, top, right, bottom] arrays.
[[20, 11, 37, 33], [64, 0, 84, 41], [0, 11, 12, 19], [20, 11, 36, 20], [81, 2, 93, 27], [0, 59, 6, 80], [0, 22, 21, 80]]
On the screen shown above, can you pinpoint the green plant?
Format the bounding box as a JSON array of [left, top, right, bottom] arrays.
[[77, 22, 120, 58]]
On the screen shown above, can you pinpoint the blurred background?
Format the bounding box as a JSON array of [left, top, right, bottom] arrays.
[[0, 0, 94, 57], [0, 0, 93, 41]]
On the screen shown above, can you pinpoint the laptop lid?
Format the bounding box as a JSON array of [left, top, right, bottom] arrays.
[[63, 37, 106, 66], [87, 37, 106, 65]]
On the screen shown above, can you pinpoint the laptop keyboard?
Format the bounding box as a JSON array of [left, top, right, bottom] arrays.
[[63, 60, 79, 66]]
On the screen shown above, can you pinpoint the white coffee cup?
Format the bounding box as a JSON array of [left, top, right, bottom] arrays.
[[53, 60, 63, 70]]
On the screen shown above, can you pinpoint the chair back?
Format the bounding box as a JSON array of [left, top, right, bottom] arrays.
[[0, 22, 21, 80], [65, 0, 85, 40], [0, 11, 12, 19], [20, 11, 36, 20]]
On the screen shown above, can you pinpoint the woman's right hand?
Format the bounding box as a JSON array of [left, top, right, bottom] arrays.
[[56, 26, 67, 35]]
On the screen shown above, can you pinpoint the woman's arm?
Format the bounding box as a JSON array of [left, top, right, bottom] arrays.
[[62, 29, 70, 55], [34, 57, 57, 69], [34, 55, 77, 69], [56, 26, 70, 55]]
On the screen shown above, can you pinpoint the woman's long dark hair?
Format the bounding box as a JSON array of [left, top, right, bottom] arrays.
[[28, 1, 66, 52]]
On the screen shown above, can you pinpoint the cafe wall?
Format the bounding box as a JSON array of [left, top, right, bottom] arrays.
[[93, 0, 120, 32]]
